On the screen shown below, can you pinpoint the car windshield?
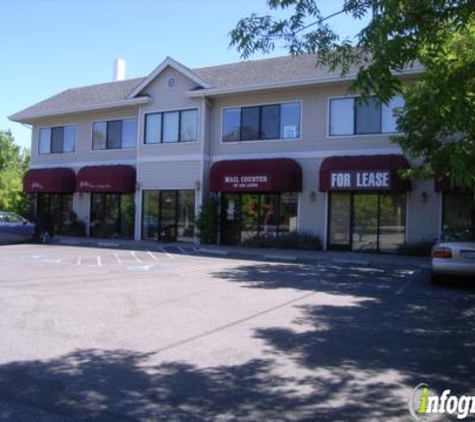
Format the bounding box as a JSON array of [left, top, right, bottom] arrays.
[[442, 226, 475, 241]]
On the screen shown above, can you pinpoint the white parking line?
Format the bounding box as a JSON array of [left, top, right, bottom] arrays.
[[130, 251, 142, 263], [147, 251, 159, 261], [395, 269, 418, 295], [97, 256, 102, 267], [114, 253, 123, 264], [76, 256, 82, 266], [159, 247, 174, 259]]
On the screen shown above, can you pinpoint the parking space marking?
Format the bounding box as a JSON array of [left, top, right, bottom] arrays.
[[159, 247, 175, 259], [97, 256, 102, 267], [114, 253, 123, 264], [130, 251, 142, 263], [76, 256, 82, 266], [147, 251, 158, 261]]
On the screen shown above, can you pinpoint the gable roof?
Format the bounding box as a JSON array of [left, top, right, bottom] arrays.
[[9, 54, 423, 123], [127, 56, 212, 98]]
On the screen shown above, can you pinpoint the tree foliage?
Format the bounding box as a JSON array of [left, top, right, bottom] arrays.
[[0, 130, 30, 215], [229, 1, 475, 190]]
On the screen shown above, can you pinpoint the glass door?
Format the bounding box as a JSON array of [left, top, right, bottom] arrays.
[[220, 194, 241, 245], [159, 191, 178, 241], [328, 193, 351, 250], [352, 194, 379, 252]]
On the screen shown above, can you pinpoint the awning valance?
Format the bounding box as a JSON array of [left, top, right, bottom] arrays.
[[319, 155, 411, 192], [210, 158, 302, 192], [23, 168, 76, 193], [77, 165, 136, 193]]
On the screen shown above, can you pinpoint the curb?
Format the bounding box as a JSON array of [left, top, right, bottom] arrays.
[[331, 258, 371, 266]]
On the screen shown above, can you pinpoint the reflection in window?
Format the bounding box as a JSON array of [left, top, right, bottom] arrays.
[[90, 193, 135, 239], [443, 191, 475, 228], [144, 109, 198, 144], [93, 119, 137, 150], [39, 125, 76, 154]]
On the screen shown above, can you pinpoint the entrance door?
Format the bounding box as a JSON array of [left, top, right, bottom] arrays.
[[159, 191, 178, 241], [352, 194, 379, 252], [220, 194, 241, 245], [328, 193, 351, 250]]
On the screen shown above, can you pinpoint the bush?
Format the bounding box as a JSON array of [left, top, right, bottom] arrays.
[[195, 197, 219, 244], [397, 239, 436, 257], [242, 231, 322, 251]]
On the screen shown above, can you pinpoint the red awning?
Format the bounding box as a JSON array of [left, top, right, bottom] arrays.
[[319, 155, 411, 192], [77, 165, 136, 193], [210, 158, 302, 192], [23, 168, 76, 193]]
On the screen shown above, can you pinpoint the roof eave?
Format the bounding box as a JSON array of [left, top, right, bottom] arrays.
[[9, 96, 151, 123], [188, 67, 424, 97]]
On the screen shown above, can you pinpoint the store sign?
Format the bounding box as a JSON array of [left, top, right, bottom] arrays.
[[78, 181, 113, 190], [223, 174, 270, 190], [329, 170, 391, 190]]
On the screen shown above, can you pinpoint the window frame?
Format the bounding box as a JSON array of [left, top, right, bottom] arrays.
[[91, 117, 138, 151], [328, 95, 404, 137], [221, 100, 302, 143], [37, 124, 77, 155], [144, 108, 199, 145]]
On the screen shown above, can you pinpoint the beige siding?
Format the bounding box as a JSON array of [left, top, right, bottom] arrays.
[[138, 161, 200, 190], [209, 83, 400, 159], [406, 181, 440, 242], [30, 107, 139, 168], [138, 66, 203, 158]]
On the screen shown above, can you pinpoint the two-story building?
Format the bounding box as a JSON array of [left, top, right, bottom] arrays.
[[11, 54, 463, 252]]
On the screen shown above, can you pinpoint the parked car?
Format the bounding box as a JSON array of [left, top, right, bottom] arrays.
[[0, 211, 35, 245], [431, 226, 475, 283]]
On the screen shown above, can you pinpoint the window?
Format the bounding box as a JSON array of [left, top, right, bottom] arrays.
[[144, 109, 198, 144], [92, 118, 137, 150], [329, 95, 404, 136], [39, 125, 76, 154], [222, 102, 301, 142]]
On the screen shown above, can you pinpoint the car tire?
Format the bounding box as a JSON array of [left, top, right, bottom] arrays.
[[431, 272, 444, 284]]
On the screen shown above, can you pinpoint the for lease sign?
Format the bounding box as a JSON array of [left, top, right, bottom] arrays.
[[329, 170, 391, 190]]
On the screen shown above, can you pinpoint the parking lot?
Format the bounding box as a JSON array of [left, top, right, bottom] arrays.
[[0, 243, 474, 421]]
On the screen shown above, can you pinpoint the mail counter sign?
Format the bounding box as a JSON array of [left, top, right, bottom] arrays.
[[329, 170, 391, 190]]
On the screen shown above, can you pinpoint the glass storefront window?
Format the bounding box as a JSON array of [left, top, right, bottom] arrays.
[[141, 190, 195, 242], [90, 193, 134, 239], [220, 192, 299, 245], [142, 191, 159, 240], [36, 193, 73, 235], [177, 191, 195, 242], [328, 192, 406, 252]]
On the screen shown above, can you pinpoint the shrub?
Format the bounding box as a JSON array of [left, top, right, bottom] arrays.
[[242, 231, 322, 251], [195, 197, 219, 244], [397, 239, 436, 257]]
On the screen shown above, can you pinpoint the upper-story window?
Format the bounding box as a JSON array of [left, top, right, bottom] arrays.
[[329, 95, 404, 136], [39, 125, 76, 154], [144, 109, 198, 144], [222, 102, 301, 142], [92, 118, 137, 150]]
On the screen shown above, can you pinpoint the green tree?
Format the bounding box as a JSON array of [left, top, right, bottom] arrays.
[[0, 130, 30, 215], [229, 1, 475, 189]]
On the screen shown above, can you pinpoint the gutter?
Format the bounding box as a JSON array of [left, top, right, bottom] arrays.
[[187, 67, 424, 98], [9, 96, 152, 123]]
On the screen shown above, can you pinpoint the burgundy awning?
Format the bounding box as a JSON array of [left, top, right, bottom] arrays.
[[210, 158, 302, 192], [319, 154, 411, 192], [77, 165, 136, 193], [23, 168, 76, 193]]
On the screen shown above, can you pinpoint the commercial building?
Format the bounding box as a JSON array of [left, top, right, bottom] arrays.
[[11, 54, 465, 251]]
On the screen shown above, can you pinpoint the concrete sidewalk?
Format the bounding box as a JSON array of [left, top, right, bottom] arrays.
[[51, 235, 430, 269]]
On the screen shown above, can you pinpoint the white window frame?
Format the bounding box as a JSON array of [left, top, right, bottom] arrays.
[[90, 116, 138, 152], [327, 95, 404, 138]]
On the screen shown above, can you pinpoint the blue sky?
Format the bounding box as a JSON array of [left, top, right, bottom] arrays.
[[0, 0, 368, 149]]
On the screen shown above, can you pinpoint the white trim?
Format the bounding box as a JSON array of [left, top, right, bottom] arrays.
[[138, 154, 202, 163], [211, 148, 403, 162], [188, 67, 424, 98], [127, 57, 211, 99], [438, 192, 443, 239], [405, 192, 411, 243], [36, 123, 79, 156], [219, 100, 303, 144], [89, 116, 138, 152], [29, 158, 137, 169], [10, 97, 151, 123]]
